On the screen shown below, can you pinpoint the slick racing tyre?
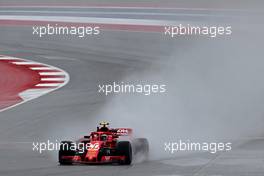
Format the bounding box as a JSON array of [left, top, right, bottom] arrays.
[[58, 141, 75, 165], [117, 141, 132, 165]]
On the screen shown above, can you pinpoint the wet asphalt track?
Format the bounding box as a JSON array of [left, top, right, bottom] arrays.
[[0, 5, 264, 176]]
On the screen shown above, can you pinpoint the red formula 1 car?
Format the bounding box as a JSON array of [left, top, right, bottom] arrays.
[[58, 122, 149, 165]]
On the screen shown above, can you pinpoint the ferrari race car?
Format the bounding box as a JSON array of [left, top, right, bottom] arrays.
[[58, 122, 149, 165]]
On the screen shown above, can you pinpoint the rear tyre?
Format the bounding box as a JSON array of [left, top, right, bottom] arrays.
[[58, 141, 75, 165], [117, 141, 132, 165]]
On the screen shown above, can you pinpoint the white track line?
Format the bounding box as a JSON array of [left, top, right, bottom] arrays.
[[0, 10, 232, 17], [0, 15, 190, 26], [30, 67, 54, 70], [35, 83, 62, 87], [12, 61, 38, 65], [39, 72, 65, 76], [41, 78, 65, 81], [19, 89, 51, 100], [0, 6, 246, 12], [0, 57, 21, 60]]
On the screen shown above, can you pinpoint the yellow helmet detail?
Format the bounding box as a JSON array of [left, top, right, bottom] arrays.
[[99, 121, 109, 127]]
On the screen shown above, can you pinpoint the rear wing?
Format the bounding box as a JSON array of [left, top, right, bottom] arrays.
[[112, 128, 133, 136]]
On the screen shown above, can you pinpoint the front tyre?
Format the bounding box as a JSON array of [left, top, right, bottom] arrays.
[[117, 141, 132, 165], [58, 141, 75, 165]]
